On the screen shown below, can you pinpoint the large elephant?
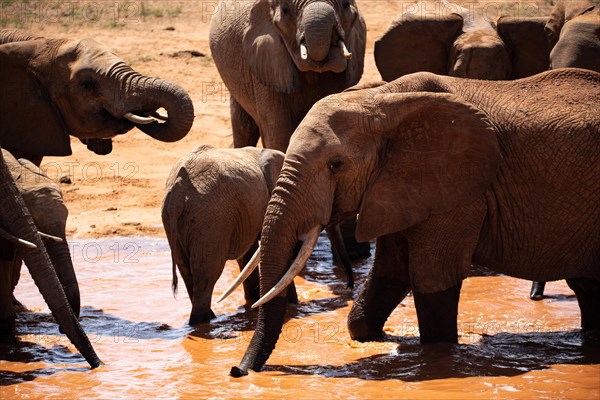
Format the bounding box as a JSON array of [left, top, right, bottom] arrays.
[[3, 149, 80, 318], [209, 0, 366, 151], [229, 68, 600, 376], [0, 148, 100, 368], [0, 29, 194, 164], [545, 0, 600, 72], [375, 2, 550, 81]]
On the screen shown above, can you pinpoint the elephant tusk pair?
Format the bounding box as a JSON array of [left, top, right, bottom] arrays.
[[217, 244, 261, 303], [300, 41, 352, 61], [251, 225, 321, 309], [124, 111, 169, 125], [0, 226, 37, 249]]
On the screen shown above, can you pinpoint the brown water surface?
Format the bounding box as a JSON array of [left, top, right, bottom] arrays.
[[1, 235, 599, 399]]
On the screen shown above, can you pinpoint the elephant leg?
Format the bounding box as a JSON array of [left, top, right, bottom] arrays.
[[188, 250, 224, 325], [339, 217, 371, 260], [0, 258, 17, 344], [530, 281, 546, 300], [231, 97, 260, 148], [348, 233, 411, 341], [413, 284, 461, 344], [236, 239, 260, 304], [566, 277, 600, 332], [326, 225, 354, 288]]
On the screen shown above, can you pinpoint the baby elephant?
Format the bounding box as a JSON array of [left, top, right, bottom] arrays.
[[162, 145, 287, 325]]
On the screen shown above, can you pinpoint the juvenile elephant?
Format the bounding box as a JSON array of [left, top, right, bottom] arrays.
[[375, 2, 550, 81], [545, 0, 600, 72], [209, 0, 366, 151], [2, 149, 79, 318], [162, 146, 289, 325], [0, 29, 194, 164], [229, 68, 600, 376], [0, 148, 100, 368]]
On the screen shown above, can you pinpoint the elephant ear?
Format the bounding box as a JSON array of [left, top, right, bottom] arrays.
[[374, 14, 464, 81], [356, 92, 501, 242], [259, 148, 285, 194], [344, 13, 367, 87], [0, 41, 72, 156], [496, 16, 550, 78], [242, 0, 299, 93]]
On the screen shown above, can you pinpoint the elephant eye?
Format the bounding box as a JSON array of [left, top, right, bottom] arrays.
[[329, 158, 343, 173], [80, 78, 98, 92]]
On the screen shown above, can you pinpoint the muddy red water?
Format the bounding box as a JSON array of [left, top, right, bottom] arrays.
[[1, 235, 599, 399]]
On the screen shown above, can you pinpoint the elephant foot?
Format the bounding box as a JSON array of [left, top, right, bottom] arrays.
[[567, 278, 600, 331], [0, 316, 16, 345], [413, 285, 461, 344], [188, 310, 217, 326], [529, 281, 546, 301], [230, 366, 249, 377]]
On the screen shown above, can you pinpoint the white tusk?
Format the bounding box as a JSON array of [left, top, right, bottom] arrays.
[[0, 227, 37, 249], [150, 111, 168, 121], [338, 40, 352, 60], [217, 246, 261, 303], [124, 112, 155, 125], [300, 43, 308, 60], [38, 232, 64, 243], [251, 225, 321, 309]]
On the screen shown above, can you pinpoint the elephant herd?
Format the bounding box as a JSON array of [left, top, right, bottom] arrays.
[[0, 0, 598, 378]]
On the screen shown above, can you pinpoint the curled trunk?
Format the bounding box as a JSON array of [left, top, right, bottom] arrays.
[[110, 66, 195, 143], [0, 149, 100, 368], [301, 2, 338, 62]]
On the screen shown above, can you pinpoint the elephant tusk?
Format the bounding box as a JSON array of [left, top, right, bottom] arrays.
[[149, 110, 169, 121], [124, 112, 155, 125], [251, 225, 321, 309], [338, 40, 352, 60], [38, 231, 64, 243], [217, 246, 261, 303], [300, 43, 308, 60], [0, 226, 37, 249]]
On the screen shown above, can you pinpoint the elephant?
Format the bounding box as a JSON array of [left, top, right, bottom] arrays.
[[545, 0, 600, 72], [228, 68, 600, 376], [0, 29, 194, 165], [209, 0, 366, 152], [374, 2, 550, 81], [3, 149, 80, 318], [162, 145, 353, 325], [0, 148, 100, 368]]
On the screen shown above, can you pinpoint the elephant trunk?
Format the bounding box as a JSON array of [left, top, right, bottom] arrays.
[[301, 2, 338, 62], [232, 166, 327, 375], [111, 66, 195, 143], [0, 150, 100, 368], [45, 239, 80, 319]]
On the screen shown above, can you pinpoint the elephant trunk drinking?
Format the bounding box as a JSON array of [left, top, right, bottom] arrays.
[[0, 149, 100, 368], [232, 162, 330, 376]]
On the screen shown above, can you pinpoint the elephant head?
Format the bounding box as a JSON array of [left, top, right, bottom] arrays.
[[4, 150, 80, 318], [0, 29, 194, 160], [374, 12, 511, 81], [544, 0, 597, 48], [231, 84, 501, 375], [0, 148, 100, 368], [240, 0, 366, 93]]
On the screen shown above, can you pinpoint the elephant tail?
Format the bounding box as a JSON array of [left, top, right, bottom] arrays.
[[171, 261, 178, 298]]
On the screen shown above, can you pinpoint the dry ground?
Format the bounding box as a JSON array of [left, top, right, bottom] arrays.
[[2, 0, 553, 238]]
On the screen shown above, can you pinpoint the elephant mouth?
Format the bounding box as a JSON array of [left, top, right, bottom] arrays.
[[279, 30, 351, 74]]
